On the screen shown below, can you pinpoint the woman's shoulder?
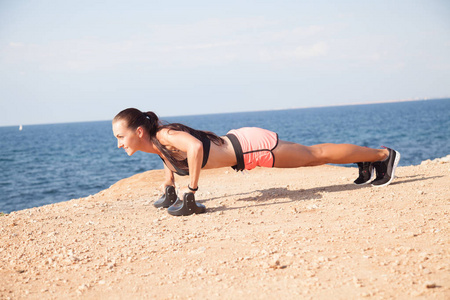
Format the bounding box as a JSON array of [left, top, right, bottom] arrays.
[[156, 128, 171, 144], [156, 127, 188, 146]]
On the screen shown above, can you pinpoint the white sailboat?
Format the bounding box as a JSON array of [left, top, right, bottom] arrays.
[[19, 125, 23, 131]]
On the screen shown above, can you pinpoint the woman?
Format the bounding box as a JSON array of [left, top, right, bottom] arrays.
[[112, 108, 400, 214]]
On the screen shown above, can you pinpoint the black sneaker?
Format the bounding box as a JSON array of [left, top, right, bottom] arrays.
[[371, 148, 401, 187], [354, 162, 374, 185]]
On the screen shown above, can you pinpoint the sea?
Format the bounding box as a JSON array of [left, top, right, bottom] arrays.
[[1, 99, 449, 214]]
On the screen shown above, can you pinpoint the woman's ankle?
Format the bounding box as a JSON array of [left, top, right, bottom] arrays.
[[380, 149, 389, 161]]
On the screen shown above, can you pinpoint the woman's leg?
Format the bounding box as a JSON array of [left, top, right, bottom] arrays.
[[273, 140, 389, 168]]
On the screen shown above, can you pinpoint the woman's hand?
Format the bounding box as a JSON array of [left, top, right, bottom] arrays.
[[160, 179, 175, 193]]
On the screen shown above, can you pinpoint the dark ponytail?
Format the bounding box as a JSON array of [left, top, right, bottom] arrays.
[[113, 108, 224, 171], [141, 111, 159, 137]]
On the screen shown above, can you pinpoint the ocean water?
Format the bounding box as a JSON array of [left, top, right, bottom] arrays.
[[1, 99, 449, 213]]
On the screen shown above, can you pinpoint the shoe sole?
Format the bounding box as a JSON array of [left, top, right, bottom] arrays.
[[372, 150, 401, 188]]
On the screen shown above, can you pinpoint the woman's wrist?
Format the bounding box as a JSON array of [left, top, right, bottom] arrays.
[[164, 180, 175, 187], [188, 184, 198, 192]]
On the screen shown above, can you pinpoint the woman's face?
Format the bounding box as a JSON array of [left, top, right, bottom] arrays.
[[112, 120, 141, 156]]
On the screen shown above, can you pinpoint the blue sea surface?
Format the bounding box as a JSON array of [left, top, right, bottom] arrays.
[[1, 99, 449, 213]]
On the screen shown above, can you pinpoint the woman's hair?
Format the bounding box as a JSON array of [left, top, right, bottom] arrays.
[[113, 108, 224, 170]]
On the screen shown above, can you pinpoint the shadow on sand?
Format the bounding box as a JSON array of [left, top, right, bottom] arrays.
[[201, 174, 443, 213]]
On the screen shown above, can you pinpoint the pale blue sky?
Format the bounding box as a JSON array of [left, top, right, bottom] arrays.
[[1, 0, 449, 126]]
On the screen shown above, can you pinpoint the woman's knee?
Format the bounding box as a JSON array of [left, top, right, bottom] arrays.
[[308, 145, 328, 165]]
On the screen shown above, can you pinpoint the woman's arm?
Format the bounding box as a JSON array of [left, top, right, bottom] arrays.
[[184, 136, 203, 192], [162, 163, 175, 191], [160, 129, 203, 194]]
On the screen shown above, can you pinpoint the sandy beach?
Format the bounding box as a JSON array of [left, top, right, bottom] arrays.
[[1, 156, 449, 299]]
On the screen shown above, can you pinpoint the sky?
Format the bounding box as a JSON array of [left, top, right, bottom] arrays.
[[0, 0, 449, 126]]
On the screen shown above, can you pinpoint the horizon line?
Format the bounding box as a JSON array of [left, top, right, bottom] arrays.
[[2, 97, 448, 128]]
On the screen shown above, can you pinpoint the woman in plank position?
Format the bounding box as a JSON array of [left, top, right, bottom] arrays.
[[112, 108, 400, 216]]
